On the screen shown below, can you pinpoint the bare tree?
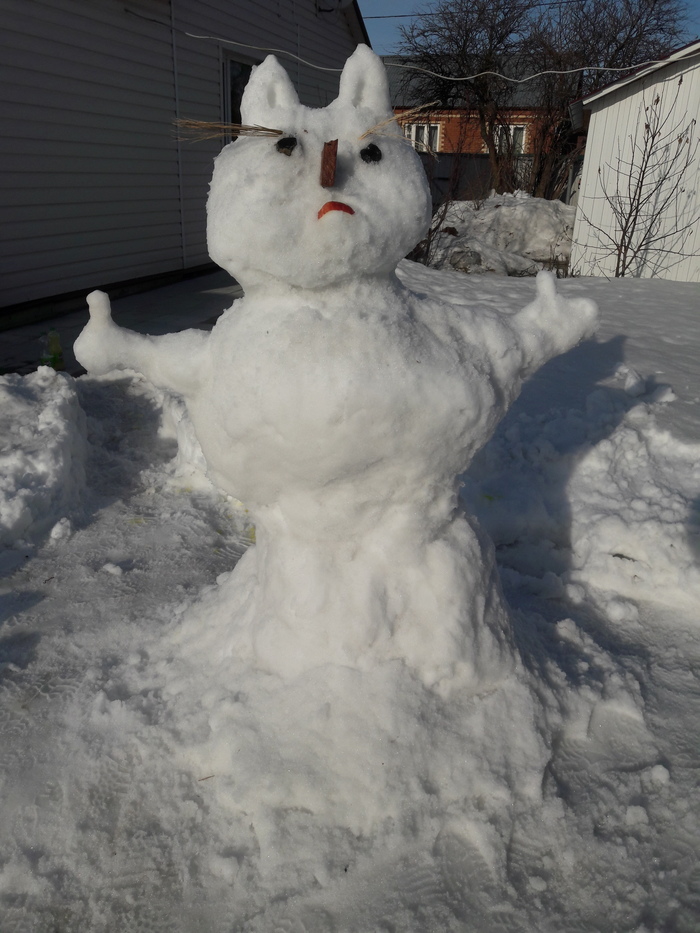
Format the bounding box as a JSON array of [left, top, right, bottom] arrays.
[[578, 77, 699, 277], [523, 0, 687, 197], [398, 0, 688, 198], [558, 0, 688, 91], [398, 0, 534, 193]]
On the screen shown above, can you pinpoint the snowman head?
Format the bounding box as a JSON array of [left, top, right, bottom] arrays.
[[206, 46, 432, 291]]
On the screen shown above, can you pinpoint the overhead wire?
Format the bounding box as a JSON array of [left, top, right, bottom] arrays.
[[385, 60, 670, 82], [185, 33, 346, 72], [184, 31, 670, 85]]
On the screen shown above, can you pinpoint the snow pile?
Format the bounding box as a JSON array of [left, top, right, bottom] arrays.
[[567, 403, 700, 608], [455, 273, 700, 618], [466, 387, 700, 609], [430, 193, 576, 276], [0, 366, 85, 548]]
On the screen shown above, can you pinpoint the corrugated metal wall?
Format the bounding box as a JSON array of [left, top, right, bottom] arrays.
[[571, 55, 700, 282], [0, 0, 363, 308]]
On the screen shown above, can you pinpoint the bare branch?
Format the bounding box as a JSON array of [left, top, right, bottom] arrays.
[[579, 80, 699, 277]]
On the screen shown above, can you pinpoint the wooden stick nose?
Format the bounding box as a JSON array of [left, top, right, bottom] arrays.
[[321, 139, 338, 188]]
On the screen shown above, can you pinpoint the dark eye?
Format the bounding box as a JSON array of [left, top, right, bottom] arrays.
[[276, 136, 297, 156], [360, 143, 382, 163]]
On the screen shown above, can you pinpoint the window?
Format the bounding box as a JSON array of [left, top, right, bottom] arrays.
[[223, 57, 254, 136], [496, 125, 526, 155], [403, 123, 440, 152]]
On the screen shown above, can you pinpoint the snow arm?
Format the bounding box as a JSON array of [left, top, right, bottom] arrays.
[[509, 271, 599, 380], [74, 291, 209, 397]]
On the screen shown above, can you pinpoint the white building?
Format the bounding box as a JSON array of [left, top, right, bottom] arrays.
[[570, 40, 700, 282], [0, 0, 368, 316]]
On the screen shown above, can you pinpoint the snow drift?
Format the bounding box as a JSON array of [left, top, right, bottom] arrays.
[[429, 193, 575, 276]]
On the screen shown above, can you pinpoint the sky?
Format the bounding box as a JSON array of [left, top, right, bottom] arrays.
[[358, 0, 700, 56], [358, 0, 437, 56]]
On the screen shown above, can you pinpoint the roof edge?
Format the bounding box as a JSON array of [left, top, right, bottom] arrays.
[[580, 38, 700, 107]]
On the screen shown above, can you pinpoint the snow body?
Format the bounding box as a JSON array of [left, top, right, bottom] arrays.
[[74, 46, 598, 693]]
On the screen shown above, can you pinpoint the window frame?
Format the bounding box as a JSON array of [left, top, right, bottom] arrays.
[[496, 124, 526, 156], [222, 53, 257, 139], [403, 122, 440, 152]]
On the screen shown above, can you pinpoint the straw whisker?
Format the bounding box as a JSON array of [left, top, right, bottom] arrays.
[[174, 119, 284, 141]]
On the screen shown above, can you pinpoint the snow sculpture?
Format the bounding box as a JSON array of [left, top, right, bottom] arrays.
[[74, 46, 597, 694]]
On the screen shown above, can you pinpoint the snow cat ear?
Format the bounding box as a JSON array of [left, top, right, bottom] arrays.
[[337, 45, 392, 120], [240, 55, 300, 126]]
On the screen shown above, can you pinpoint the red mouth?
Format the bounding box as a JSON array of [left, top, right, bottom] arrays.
[[318, 201, 355, 219]]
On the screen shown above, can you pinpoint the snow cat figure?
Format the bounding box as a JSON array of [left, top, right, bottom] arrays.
[[75, 46, 598, 696]]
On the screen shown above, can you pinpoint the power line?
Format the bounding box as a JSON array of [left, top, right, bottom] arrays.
[[386, 59, 672, 83], [185, 32, 672, 84], [185, 33, 345, 72]]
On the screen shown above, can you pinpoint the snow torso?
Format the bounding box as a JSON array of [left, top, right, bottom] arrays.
[[191, 276, 507, 512]]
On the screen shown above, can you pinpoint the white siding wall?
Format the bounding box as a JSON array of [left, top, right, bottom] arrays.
[[571, 55, 700, 282], [0, 0, 364, 307]]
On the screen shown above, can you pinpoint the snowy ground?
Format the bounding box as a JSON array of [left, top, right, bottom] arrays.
[[1, 263, 700, 932]]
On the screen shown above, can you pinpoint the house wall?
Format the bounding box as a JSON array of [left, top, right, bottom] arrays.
[[571, 54, 700, 281], [396, 108, 538, 154], [0, 0, 364, 309], [440, 112, 484, 154], [441, 110, 537, 155]]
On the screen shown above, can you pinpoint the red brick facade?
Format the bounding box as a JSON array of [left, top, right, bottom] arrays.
[[396, 107, 540, 155]]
